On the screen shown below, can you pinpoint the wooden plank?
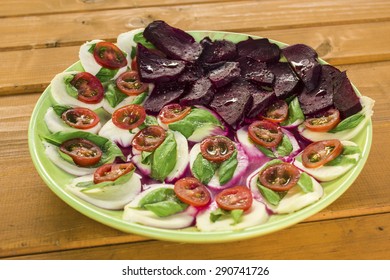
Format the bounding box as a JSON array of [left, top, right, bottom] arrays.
[[0, 0, 236, 18], [0, 59, 388, 257], [1, 0, 390, 51], [2, 21, 390, 96], [6, 213, 390, 260]]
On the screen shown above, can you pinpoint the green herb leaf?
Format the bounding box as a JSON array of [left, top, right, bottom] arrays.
[[133, 32, 156, 49], [95, 67, 119, 83], [342, 145, 361, 155], [255, 144, 276, 158], [52, 104, 73, 116], [276, 135, 293, 157], [218, 150, 238, 185], [297, 172, 313, 193], [131, 91, 148, 105], [230, 209, 244, 225], [209, 208, 244, 225], [150, 132, 177, 181], [257, 182, 282, 206], [57, 148, 75, 164], [130, 46, 137, 59], [63, 74, 78, 98], [281, 97, 304, 126], [329, 113, 365, 133], [192, 153, 218, 184], [325, 145, 360, 166], [77, 169, 135, 192], [209, 208, 228, 223], [141, 151, 152, 165], [87, 43, 96, 54], [104, 82, 128, 108]]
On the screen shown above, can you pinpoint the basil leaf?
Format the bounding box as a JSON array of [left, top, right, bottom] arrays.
[[139, 188, 172, 207], [218, 150, 238, 185], [297, 172, 313, 193], [42, 131, 125, 166], [52, 104, 73, 116], [57, 148, 74, 164], [325, 145, 360, 166], [131, 91, 148, 105], [88, 43, 96, 54], [168, 108, 222, 138], [141, 151, 152, 165], [130, 46, 136, 59], [255, 144, 276, 158], [342, 145, 361, 155], [144, 200, 188, 217], [275, 135, 293, 157], [78, 169, 135, 192], [96, 67, 119, 83], [257, 181, 282, 206], [209, 208, 228, 223], [133, 32, 156, 49], [63, 74, 78, 98], [150, 132, 177, 181], [192, 153, 218, 184], [230, 209, 244, 225], [329, 113, 365, 133], [281, 97, 304, 126], [104, 82, 128, 108], [209, 208, 244, 225]]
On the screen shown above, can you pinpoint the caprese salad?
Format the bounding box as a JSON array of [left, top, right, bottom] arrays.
[[40, 20, 374, 233]]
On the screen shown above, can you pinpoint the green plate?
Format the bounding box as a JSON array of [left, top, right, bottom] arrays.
[[28, 31, 372, 243]]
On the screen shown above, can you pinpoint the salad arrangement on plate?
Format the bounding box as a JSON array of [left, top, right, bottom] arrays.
[[38, 20, 374, 234]]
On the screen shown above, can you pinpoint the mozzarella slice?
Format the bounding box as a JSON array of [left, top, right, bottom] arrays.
[[298, 96, 374, 141], [123, 184, 197, 229], [79, 39, 128, 79], [44, 107, 101, 134], [66, 173, 142, 210], [196, 200, 269, 232], [293, 140, 360, 182], [131, 131, 189, 182], [248, 165, 323, 214], [189, 142, 249, 190], [50, 71, 104, 110], [98, 119, 139, 148], [43, 142, 97, 176], [116, 28, 145, 66]]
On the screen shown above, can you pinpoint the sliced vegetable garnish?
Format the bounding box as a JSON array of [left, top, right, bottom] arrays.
[[70, 72, 104, 104], [93, 162, 135, 184], [61, 108, 100, 129], [248, 120, 283, 148], [59, 138, 102, 167], [304, 108, 340, 132], [116, 70, 148, 96], [215, 186, 253, 211], [93, 41, 127, 69], [302, 139, 343, 168], [258, 162, 300, 192], [262, 100, 288, 123], [200, 136, 235, 163], [112, 104, 146, 130], [174, 177, 211, 207], [158, 103, 191, 124], [132, 125, 167, 152]]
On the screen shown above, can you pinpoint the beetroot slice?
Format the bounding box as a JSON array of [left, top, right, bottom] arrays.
[[137, 43, 186, 83], [237, 37, 280, 63], [333, 71, 362, 118], [180, 77, 214, 106], [210, 79, 253, 128], [143, 20, 202, 62], [208, 61, 241, 88], [143, 82, 185, 114], [245, 85, 276, 118], [282, 44, 322, 91], [268, 62, 301, 99], [238, 57, 275, 87], [199, 39, 237, 63], [177, 62, 204, 85]]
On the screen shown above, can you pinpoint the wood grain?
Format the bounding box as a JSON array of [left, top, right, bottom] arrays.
[[1, 0, 390, 51]]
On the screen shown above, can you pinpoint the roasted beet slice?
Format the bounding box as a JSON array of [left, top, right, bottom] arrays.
[[245, 85, 276, 118], [333, 71, 362, 118], [282, 44, 322, 91], [238, 57, 275, 87], [180, 77, 214, 106], [200, 39, 237, 63], [208, 62, 241, 88], [143, 82, 185, 114], [268, 62, 301, 99], [298, 65, 341, 115], [210, 79, 253, 128], [177, 62, 204, 85], [236, 37, 280, 63], [137, 43, 186, 83], [143, 20, 202, 62]]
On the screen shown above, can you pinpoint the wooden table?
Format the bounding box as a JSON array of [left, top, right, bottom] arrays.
[[0, 0, 389, 260]]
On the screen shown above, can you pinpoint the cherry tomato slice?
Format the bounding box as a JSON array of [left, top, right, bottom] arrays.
[[302, 139, 343, 168], [112, 104, 146, 130], [116, 70, 148, 96], [215, 186, 253, 211], [132, 125, 167, 152], [259, 162, 300, 192], [174, 177, 211, 207], [304, 108, 341, 132], [93, 41, 127, 69], [61, 108, 100, 129], [70, 72, 104, 104], [59, 138, 102, 167], [200, 136, 236, 163], [248, 120, 283, 148], [93, 162, 135, 184], [262, 100, 288, 123], [158, 103, 191, 124]]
